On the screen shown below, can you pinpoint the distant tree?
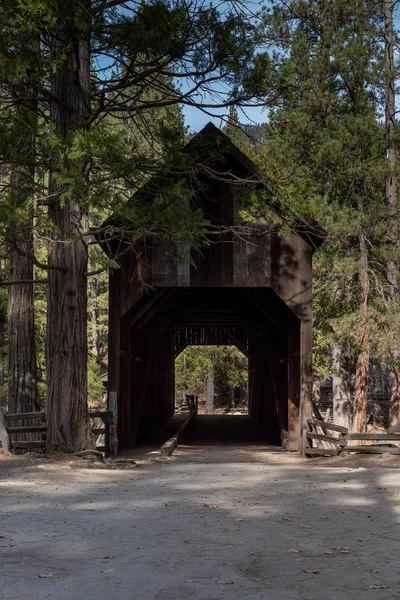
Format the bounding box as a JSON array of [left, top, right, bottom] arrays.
[[175, 345, 248, 411], [383, 0, 400, 427], [260, 0, 389, 432]]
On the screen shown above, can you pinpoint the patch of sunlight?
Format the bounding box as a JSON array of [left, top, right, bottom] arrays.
[[389, 506, 400, 520], [323, 482, 370, 490], [340, 497, 376, 506]]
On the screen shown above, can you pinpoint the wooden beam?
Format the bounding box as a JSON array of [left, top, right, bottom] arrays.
[[307, 419, 348, 434], [10, 441, 45, 449], [344, 433, 400, 441], [130, 288, 177, 331], [345, 445, 400, 454], [89, 411, 113, 422], [5, 412, 46, 421], [6, 426, 47, 434], [243, 290, 283, 329], [306, 432, 346, 446], [91, 428, 106, 435]]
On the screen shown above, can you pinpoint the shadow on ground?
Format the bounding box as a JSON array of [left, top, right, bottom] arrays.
[[0, 426, 399, 600]]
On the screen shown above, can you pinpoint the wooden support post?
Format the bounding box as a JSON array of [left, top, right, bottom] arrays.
[[109, 391, 118, 457], [104, 421, 110, 458], [287, 325, 300, 451], [0, 406, 11, 455]]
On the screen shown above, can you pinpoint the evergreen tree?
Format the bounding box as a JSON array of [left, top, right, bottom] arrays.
[[383, 0, 400, 427], [260, 0, 389, 431], [0, 1, 41, 418], [0, 0, 271, 451]]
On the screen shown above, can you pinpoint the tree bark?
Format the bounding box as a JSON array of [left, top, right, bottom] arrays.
[[353, 221, 369, 433], [205, 352, 215, 415], [7, 31, 39, 422], [0, 263, 6, 410], [332, 342, 352, 429], [384, 0, 400, 428], [46, 8, 92, 452], [8, 219, 39, 416]]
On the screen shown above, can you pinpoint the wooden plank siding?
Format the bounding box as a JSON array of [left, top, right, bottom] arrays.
[[102, 124, 324, 452]]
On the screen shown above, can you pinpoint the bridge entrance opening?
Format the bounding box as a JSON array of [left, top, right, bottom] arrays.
[[116, 287, 301, 451], [174, 345, 249, 416]]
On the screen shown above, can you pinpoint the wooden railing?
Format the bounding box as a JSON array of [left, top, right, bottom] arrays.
[[88, 410, 116, 457], [3, 409, 116, 456], [304, 418, 348, 456], [4, 412, 47, 450], [304, 412, 400, 457]]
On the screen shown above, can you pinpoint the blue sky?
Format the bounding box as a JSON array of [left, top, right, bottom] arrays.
[[98, 1, 268, 133], [183, 103, 268, 133]]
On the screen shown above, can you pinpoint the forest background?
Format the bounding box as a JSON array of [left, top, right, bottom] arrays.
[[0, 0, 399, 450]]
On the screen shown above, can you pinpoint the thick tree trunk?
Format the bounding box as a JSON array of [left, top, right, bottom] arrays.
[[384, 0, 400, 428], [0, 295, 6, 410], [7, 31, 39, 421], [332, 342, 352, 429], [353, 225, 369, 433], [46, 10, 92, 452], [8, 214, 38, 415], [205, 352, 215, 415]]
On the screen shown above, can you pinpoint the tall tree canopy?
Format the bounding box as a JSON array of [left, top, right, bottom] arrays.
[[0, 0, 272, 451]]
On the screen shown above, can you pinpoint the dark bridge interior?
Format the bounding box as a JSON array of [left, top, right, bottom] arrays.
[[118, 287, 301, 450]]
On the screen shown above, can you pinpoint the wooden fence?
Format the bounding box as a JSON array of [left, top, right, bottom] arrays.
[[4, 410, 115, 457], [304, 414, 400, 457], [4, 411, 47, 451]]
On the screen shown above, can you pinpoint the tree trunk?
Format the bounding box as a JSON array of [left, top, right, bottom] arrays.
[[0, 405, 11, 455], [89, 277, 101, 356], [8, 221, 39, 416], [332, 342, 352, 429], [353, 222, 369, 433], [46, 10, 92, 452], [0, 276, 6, 410], [7, 33, 39, 422], [205, 352, 215, 415], [384, 0, 400, 427], [229, 387, 235, 410]]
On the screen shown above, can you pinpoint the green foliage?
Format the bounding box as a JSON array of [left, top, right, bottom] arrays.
[[87, 358, 105, 405], [175, 346, 211, 399], [175, 345, 248, 406], [255, 0, 396, 385]]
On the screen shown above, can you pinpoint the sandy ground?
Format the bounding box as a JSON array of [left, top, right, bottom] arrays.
[[1, 444, 400, 600]]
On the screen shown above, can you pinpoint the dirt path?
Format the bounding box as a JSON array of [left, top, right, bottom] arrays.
[[1, 447, 400, 600]]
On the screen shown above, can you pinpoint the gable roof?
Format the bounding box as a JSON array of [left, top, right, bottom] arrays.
[[100, 122, 326, 254], [185, 123, 326, 251]]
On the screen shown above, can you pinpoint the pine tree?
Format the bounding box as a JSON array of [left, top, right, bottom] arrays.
[[0, 1, 40, 418], [0, 0, 271, 451], [384, 0, 400, 427], [260, 0, 388, 431]]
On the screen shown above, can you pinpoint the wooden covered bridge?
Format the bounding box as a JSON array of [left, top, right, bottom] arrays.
[[102, 123, 325, 454]]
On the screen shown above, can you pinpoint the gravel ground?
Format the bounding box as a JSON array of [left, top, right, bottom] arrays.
[[1, 445, 400, 600]]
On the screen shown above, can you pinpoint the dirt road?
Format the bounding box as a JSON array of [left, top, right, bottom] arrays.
[[1, 446, 400, 600]]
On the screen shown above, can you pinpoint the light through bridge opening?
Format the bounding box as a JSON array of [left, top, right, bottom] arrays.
[[174, 345, 248, 416]]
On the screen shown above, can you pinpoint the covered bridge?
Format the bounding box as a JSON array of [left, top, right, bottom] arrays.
[[101, 123, 325, 453]]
